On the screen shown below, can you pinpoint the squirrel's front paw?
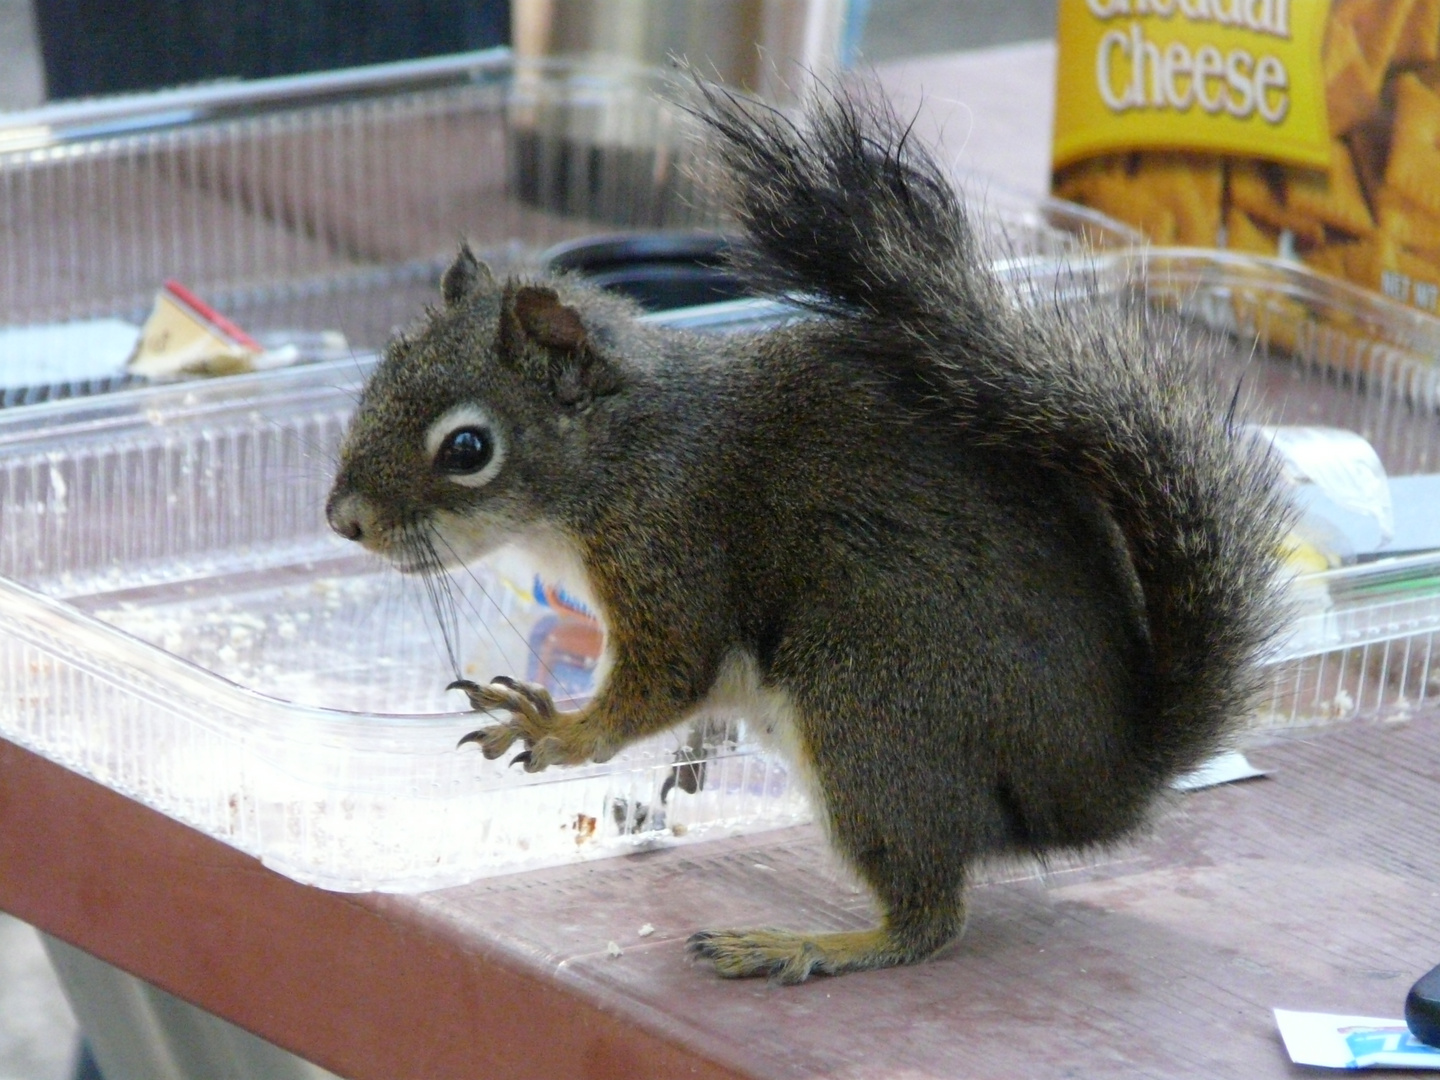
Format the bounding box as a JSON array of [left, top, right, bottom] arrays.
[[451, 676, 602, 771]]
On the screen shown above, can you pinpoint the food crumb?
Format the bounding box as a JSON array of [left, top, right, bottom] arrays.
[[574, 813, 597, 845], [606, 941, 622, 959], [638, 923, 655, 938]]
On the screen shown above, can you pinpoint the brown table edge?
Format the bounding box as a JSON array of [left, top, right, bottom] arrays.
[[0, 737, 750, 1080]]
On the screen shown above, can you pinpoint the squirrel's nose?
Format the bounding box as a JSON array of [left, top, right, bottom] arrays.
[[326, 491, 366, 543]]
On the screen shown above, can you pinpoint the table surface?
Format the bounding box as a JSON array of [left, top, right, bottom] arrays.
[[4, 710, 1438, 1080], [5, 41, 1438, 1080]]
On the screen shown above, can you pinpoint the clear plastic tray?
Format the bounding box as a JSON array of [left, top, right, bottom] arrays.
[[0, 349, 821, 892], [0, 49, 1136, 339], [0, 49, 722, 336]]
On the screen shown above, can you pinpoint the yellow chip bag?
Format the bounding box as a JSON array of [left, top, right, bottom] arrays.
[[1053, 0, 1440, 316]]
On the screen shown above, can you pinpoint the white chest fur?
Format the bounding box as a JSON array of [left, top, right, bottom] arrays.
[[688, 649, 818, 799]]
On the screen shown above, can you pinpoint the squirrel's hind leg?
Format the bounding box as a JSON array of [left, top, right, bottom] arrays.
[[689, 796, 969, 982], [687, 897, 966, 984]]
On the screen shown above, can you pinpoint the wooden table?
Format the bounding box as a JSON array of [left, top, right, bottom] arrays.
[[4, 710, 1438, 1079], [5, 42, 1438, 1080]]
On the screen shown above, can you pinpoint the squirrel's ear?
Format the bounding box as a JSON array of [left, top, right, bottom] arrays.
[[511, 286, 589, 351], [501, 285, 619, 406], [441, 245, 496, 307]]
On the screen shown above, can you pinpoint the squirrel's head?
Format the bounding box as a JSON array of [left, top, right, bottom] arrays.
[[326, 244, 629, 572]]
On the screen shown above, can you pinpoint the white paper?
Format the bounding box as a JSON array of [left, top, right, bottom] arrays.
[[1262, 426, 1394, 545], [1274, 1009, 1440, 1070], [1171, 750, 1266, 792]]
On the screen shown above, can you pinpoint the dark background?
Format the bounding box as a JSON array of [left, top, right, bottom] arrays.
[[33, 0, 512, 99], [28, 0, 1058, 101]]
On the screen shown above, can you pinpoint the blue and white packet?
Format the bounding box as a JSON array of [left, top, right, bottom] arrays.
[[1275, 1009, 1440, 1070]]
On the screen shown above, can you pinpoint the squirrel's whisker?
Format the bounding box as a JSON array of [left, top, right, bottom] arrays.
[[427, 528, 579, 702], [406, 527, 462, 679]]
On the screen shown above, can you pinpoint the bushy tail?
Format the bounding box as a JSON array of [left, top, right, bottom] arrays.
[[694, 81, 1291, 779]]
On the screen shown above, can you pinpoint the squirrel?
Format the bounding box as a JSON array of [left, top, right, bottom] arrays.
[[325, 80, 1290, 984]]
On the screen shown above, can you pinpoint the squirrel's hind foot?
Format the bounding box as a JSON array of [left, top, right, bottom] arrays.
[[686, 923, 952, 984]]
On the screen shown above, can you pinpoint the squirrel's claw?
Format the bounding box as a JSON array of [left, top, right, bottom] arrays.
[[447, 678, 488, 711], [519, 735, 568, 771], [503, 737, 572, 771], [451, 676, 572, 768], [686, 928, 821, 984], [448, 676, 556, 722], [455, 721, 522, 759]]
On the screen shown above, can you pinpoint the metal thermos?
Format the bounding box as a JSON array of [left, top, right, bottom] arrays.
[[513, 0, 853, 101], [507, 0, 856, 226]]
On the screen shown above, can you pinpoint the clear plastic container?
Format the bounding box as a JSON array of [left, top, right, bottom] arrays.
[[0, 351, 817, 892], [0, 49, 1136, 340], [0, 50, 720, 335]]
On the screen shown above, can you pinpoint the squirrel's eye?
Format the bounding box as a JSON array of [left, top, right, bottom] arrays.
[[434, 427, 494, 475]]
